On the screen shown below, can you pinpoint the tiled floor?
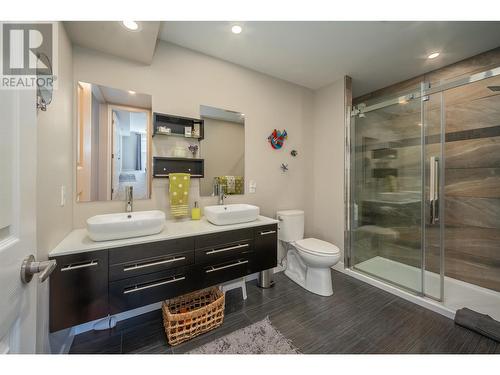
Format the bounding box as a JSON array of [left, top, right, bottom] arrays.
[[69, 270, 500, 354]]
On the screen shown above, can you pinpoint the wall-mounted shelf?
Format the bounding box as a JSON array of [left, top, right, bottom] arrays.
[[153, 157, 204, 178], [153, 112, 204, 140]]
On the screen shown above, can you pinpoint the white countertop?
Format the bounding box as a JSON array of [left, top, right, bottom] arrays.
[[49, 215, 279, 257]]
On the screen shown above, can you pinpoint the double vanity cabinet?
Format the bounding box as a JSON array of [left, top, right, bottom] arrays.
[[48, 217, 278, 332]]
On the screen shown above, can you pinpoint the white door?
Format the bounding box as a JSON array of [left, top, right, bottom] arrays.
[[0, 88, 38, 353]]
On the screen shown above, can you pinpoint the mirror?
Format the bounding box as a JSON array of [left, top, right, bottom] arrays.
[[199, 105, 245, 196], [76, 82, 152, 202]]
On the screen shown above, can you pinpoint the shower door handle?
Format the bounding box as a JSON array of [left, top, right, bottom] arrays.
[[429, 156, 440, 224]]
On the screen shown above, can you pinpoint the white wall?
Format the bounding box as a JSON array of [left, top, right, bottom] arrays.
[[36, 22, 74, 353], [307, 79, 346, 256], [72, 41, 314, 227]]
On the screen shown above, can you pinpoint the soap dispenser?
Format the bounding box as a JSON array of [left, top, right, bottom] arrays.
[[191, 201, 201, 220]]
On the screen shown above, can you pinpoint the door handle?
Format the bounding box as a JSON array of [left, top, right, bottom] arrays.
[[21, 255, 57, 283], [259, 230, 276, 235], [429, 156, 439, 224]]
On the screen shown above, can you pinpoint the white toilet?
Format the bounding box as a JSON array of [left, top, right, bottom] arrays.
[[277, 210, 340, 296]]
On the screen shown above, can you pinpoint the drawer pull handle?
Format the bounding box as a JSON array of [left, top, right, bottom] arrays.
[[206, 243, 249, 255], [206, 260, 249, 273], [61, 260, 98, 272], [259, 230, 276, 236], [123, 276, 186, 295], [123, 256, 186, 272]]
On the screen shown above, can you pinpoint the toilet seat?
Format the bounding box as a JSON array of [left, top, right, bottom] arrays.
[[294, 238, 340, 257]]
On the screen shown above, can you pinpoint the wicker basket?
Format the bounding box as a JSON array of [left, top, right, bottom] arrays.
[[162, 288, 225, 346]]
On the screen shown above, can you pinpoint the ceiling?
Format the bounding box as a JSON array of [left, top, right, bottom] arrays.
[[159, 21, 500, 96], [65, 21, 160, 64], [95, 84, 152, 108], [200, 105, 245, 124], [65, 21, 500, 97]]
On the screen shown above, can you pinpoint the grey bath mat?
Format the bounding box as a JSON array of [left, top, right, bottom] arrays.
[[455, 308, 500, 342], [187, 317, 300, 354]]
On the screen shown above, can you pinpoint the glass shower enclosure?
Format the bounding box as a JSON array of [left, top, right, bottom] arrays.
[[347, 67, 500, 317]]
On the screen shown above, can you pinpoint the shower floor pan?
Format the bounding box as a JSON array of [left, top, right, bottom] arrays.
[[344, 256, 500, 322]]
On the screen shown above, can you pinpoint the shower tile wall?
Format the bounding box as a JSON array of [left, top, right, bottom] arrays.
[[353, 47, 500, 292], [441, 78, 500, 292]]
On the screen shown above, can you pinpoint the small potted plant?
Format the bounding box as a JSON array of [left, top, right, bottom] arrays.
[[188, 144, 199, 158]]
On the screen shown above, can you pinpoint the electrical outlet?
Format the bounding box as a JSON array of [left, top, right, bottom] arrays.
[[60, 185, 66, 207]]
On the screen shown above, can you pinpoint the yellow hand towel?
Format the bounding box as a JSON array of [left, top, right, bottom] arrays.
[[169, 173, 190, 217]]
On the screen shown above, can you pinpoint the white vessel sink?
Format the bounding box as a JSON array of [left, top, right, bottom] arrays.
[[87, 210, 166, 241], [204, 204, 259, 226]]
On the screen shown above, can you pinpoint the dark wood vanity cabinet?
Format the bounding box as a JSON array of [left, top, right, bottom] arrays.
[[49, 251, 109, 332], [49, 223, 277, 332]]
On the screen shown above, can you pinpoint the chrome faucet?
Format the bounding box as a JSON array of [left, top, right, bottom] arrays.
[[125, 186, 133, 213], [214, 182, 227, 205]]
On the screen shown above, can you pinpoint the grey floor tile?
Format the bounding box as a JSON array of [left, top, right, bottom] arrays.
[[69, 270, 497, 355], [69, 334, 122, 354]]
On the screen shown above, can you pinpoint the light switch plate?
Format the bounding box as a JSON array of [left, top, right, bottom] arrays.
[[60, 185, 66, 207], [249, 180, 257, 193]]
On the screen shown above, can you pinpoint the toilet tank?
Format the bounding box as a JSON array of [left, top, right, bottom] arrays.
[[277, 210, 304, 243]]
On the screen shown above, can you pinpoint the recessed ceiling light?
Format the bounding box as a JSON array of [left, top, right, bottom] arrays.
[[427, 52, 440, 59], [122, 21, 139, 31], [128, 90, 136, 95], [231, 25, 242, 34]]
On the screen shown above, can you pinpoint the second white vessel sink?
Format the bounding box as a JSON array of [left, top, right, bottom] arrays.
[[87, 210, 166, 241], [205, 204, 259, 226]]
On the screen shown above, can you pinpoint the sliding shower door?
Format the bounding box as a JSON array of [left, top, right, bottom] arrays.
[[349, 91, 425, 294], [440, 73, 500, 297], [349, 67, 500, 306], [422, 89, 445, 300]]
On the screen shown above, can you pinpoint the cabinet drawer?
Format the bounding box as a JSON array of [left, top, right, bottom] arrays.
[[109, 249, 193, 281], [197, 256, 254, 289], [49, 251, 109, 332], [195, 228, 253, 249], [109, 237, 194, 265], [254, 224, 278, 237], [109, 267, 191, 314], [195, 239, 254, 265], [254, 224, 278, 271]]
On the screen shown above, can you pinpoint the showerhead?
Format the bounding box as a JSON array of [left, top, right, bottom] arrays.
[[487, 86, 500, 92]]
